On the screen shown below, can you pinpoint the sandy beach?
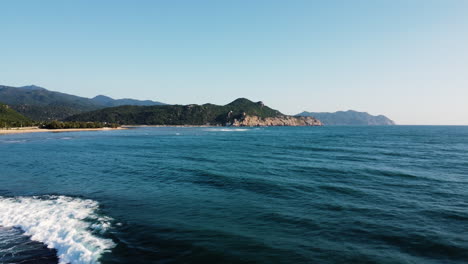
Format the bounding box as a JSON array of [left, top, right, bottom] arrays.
[[0, 127, 126, 135]]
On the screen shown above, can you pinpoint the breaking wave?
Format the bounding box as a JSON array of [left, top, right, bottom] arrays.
[[203, 128, 250, 132], [0, 195, 115, 264], [0, 139, 27, 144]]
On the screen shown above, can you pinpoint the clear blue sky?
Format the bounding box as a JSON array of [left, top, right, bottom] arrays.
[[1, 0, 467, 125]]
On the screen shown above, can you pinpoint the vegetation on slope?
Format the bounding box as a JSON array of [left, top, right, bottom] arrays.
[[0, 103, 34, 127], [0, 85, 165, 121], [66, 98, 283, 125], [39, 121, 120, 129], [0, 85, 103, 120]]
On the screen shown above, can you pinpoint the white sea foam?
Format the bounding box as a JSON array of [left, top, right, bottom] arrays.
[[0, 139, 27, 144], [0, 195, 115, 264], [204, 128, 250, 132]]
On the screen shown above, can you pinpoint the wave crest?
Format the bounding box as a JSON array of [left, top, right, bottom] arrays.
[[204, 128, 250, 132], [0, 195, 115, 264]]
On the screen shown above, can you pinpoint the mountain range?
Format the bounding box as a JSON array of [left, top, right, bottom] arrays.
[[0, 85, 165, 120], [65, 98, 322, 126], [296, 110, 395, 125], [91, 95, 165, 107], [0, 84, 396, 126]]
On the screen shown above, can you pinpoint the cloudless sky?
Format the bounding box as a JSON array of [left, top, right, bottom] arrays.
[[1, 0, 467, 125]]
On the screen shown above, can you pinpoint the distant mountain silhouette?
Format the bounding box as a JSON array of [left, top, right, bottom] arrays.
[[92, 95, 165, 107], [0, 85, 166, 120], [296, 110, 395, 125], [19, 85, 48, 91]]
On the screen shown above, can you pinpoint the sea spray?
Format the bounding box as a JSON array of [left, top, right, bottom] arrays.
[[0, 195, 115, 264]]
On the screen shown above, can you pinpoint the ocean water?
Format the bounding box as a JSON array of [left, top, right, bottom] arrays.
[[0, 126, 467, 264]]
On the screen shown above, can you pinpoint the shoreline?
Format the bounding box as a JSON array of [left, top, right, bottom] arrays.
[[0, 127, 126, 135]]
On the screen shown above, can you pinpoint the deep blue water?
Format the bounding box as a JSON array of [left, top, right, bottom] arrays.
[[1, 126, 468, 264]]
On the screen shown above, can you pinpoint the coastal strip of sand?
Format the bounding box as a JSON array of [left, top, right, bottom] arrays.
[[0, 127, 126, 135]]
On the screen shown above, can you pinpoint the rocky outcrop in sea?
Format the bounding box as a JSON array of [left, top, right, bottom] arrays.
[[231, 114, 322, 127]]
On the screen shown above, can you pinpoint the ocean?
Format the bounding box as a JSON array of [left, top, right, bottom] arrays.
[[0, 126, 467, 264]]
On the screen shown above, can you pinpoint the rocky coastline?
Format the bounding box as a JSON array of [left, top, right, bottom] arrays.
[[231, 115, 322, 127]]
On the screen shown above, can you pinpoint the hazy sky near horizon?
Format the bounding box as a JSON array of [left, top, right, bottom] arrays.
[[1, 0, 467, 125]]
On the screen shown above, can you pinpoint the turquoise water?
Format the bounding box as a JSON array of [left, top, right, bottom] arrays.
[[1, 126, 468, 263]]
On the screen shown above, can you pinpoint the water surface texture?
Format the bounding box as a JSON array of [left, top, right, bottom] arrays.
[[1, 126, 467, 263]]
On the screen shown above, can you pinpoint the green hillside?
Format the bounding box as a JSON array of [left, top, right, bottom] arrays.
[[66, 98, 283, 125], [0, 85, 166, 121], [0, 103, 33, 127], [0, 85, 102, 120]]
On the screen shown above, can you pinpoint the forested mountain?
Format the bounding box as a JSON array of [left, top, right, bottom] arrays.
[[296, 110, 395, 125], [66, 98, 320, 126], [66, 98, 279, 125], [0, 85, 165, 120], [0, 103, 33, 127]]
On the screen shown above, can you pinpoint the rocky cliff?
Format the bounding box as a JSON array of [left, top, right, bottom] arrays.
[[231, 115, 322, 127]]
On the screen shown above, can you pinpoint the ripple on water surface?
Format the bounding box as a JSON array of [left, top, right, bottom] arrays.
[[0, 126, 467, 263]]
